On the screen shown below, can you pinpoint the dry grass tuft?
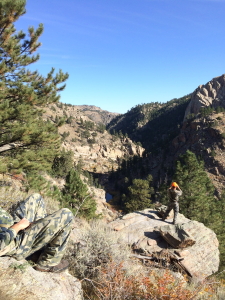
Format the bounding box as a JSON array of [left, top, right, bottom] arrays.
[[65, 219, 141, 281], [0, 186, 27, 213]]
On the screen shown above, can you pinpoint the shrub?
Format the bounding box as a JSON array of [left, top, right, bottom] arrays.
[[211, 150, 216, 157], [65, 220, 133, 280], [83, 261, 225, 300], [0, 186, 26, 212], [61, 131, 70, 141]]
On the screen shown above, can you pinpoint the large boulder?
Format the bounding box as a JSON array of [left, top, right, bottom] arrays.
[[109, 209, 219, 281], [0, 257, 83, 300]]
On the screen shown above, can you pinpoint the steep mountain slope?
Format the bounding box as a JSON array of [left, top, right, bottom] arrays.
[[107, 74, 225, 195], [159, 110, 225, 194], [107, 96, 191, 150]]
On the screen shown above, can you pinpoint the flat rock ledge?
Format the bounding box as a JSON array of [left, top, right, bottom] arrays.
[[0, 257, 83, 300], [109, 209, 220, 281]]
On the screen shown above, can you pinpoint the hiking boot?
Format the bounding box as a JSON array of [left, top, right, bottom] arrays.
[[34, 260, 69, 273]]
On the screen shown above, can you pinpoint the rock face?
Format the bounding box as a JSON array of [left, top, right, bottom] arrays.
[[109, 209, 219, 280], [184, 74, 225, 119], [63, 136, 144, 173], [89, 186, 118, 221], [43, 103, 144, 174], [0, 257, 83, 300], [75, 105, 120, 125]]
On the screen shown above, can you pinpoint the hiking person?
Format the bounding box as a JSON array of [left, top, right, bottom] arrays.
[[162, 182, 182, 225], [0, 193, 73, 272]]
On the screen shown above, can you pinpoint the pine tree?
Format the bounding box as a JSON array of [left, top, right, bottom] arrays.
[[0, 0, 69, 173], [61, 169, 97, 220], [173, 150, 215, 225], [51, 149, 73, 178], [124, 178, 153, 212], [209, 190, 225, 274]]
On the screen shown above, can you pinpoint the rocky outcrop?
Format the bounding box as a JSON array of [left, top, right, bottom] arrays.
[[0, 257, 83, 300], [63, 137, 144, 162], [61, 137, 144, 174], [43, 102, 145, 174], [109, 209, 219, 281], [75, 105, 120, 125], [184, 74, 225, 119], [89, 186, 118, 221]]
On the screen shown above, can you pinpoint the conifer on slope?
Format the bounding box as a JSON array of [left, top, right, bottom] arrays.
[[174, 150, 215, 226], [62, 169, 97, 220], [0, 0, 69, 173]]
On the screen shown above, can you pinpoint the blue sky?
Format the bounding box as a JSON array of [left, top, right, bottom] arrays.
[[16, 0, 225, 113]]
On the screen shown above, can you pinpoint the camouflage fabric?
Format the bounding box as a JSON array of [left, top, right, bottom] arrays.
[[163, 201, 179, 224], [0, 226, 17, 253], [1, 193, 73, 268], [168, 188, 182, 202], [11, 193, 47, 223], [0, 207, 14, 228], [0, 207, 16, 254]]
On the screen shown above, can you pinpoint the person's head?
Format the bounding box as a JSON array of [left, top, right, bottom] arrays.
[[171, 182, 178, 189]]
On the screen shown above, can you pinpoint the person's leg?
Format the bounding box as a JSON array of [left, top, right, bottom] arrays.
[[12, 208, 73, 267], [11, 193, 47, 223], [162, 202, 173, 221], [173, 202, 179, 225]]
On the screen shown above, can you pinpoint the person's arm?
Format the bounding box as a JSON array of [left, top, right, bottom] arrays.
[[10, 218, 30, 234], [0, 218, 30, 251], [176, 185, 182, 196]]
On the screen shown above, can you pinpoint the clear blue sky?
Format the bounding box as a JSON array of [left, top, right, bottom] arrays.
[[16, 0, 225, 113]]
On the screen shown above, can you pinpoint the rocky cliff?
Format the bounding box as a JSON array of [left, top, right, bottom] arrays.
[[171, 111, 225, 194], [184, 74, 225, 119], [44, 103, 144, 174], [75, 105, 119, 125]]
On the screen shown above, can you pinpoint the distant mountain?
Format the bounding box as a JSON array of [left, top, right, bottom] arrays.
[[107, 96, 191, 151], [73, 105, 120, 125]]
